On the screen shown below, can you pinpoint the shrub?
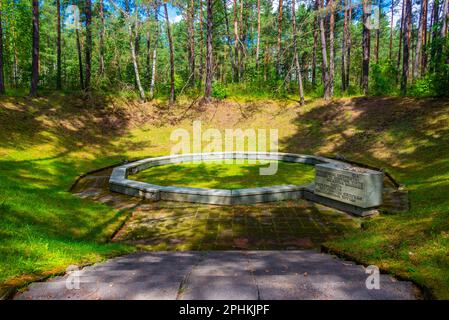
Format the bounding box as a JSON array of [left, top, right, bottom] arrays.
[[371, 62, 397, 96], [212, 82, 228, 100]]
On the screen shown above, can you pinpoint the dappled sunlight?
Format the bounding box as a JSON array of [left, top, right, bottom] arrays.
[[130, 160, 315, 190]]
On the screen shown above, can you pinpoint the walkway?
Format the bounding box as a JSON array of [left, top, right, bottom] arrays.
[[16, 251, 418, 300]]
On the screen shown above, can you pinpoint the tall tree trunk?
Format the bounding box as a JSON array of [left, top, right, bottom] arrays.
[[362, 0, 371, 95], [164, 3, 175, 103], [401, 0, 412, 95], [256, 0, 261, 69], [85, 0, 92, 90], [187, 0, 195, 84], [422, 0, 429, 73], [318, 0, 330, 100], [276, 0, 283, 78], [56, 0, 62, 89], [149, 2, 159, 99], [292, 0, 305, 105], [0, 2, 5, 94], [30, 0, 39, 97], [397, 0, 405, 76], [442, 0, 448, 37], [199, 0, 205, 84], [312, 1, 318, 88], [346, 0, 352, 89], [99, 0, 106, 76], [146, 28, 151, 85], [375, 0, 381, 64], [233, 0, 240, 81], [238, 0, 246, 79], [430, 0, 440, 71], [329, 0, 335, 97], [389, 0, 395, 60], [414, 0, 427, 78], [342, 0, 348, 92], [125, 0, 145, 101], [204, 0, 213, 101], [222, 0, 237, 81], [135, 19, 140, 58], [76, 28, 84, 90]]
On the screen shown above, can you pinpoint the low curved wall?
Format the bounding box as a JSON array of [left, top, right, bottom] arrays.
[[109, 152, 341, 203]]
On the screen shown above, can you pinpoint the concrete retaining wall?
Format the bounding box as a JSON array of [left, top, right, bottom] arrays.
[[108, 152, 379, 216]]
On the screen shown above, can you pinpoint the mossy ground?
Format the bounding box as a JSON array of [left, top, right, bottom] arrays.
[[1, 93, 448, 298], [112, 200, 358, 251], [130, 160, 315, 189]]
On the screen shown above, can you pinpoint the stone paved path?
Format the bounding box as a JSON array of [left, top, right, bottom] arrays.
[[16, 251, 419, 300]]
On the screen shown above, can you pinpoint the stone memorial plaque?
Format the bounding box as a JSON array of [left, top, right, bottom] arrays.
[[314, 163, 383, 208]]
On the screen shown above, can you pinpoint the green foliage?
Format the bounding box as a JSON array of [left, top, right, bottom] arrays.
[[409, 64, 449, 98], [212, 82, 228, 100], [409, 76, 435, 97], [371, 62, 397, 96], [211, 82, 228, 100]]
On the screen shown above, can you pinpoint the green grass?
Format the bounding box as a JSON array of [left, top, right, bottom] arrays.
[[130, 160, 315, 189], [1, 94, 448, 299]]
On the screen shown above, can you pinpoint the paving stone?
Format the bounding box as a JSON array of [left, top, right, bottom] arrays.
[[15, 251, 420, 300]]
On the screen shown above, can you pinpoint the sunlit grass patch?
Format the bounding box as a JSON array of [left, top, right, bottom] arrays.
[[130, 160, 315, 189]]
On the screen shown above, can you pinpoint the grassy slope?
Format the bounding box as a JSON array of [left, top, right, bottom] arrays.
[[131, 160, 315, 189], [0, 93, 448, 298]]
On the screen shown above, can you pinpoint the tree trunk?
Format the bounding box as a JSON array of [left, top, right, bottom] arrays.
[[187, 0, 195, 84], [442, 0, 448, 37], [346, 0, 352, 90], [204, 0, 213, 102], [342, 0, 348, 92], [149, 2, 159, 99], [222, 0, 237, 81], [401, 0, 412, 95], [56, 0, 62, 89], [276, 0, 283, 78], [329, 0, 335, 97], [389, 0, 394, 60], [318, 0, 330, 100], [30, 0, 39, 97], [422, 0, 429, 73], [164, 3, 175, 103], [0, 3, 5, 94], [430, 0, 440, 71], [125, 0, 145, 101], [146, 28, 151, 85], [76, 28, 84, 90], [199, 0, 205, 84], [238, 0, 246, 79], [84, 0, 92, 90], [292, 0, 305, 105], [397, 0, 406, 76], [312, 1, 318, 88], [99, 0, 106, 76], [233, 0, 240, 81], [135, 19, 140, 58], [256, 0, 261, 69], [375, 0, 381, 64], [362, 0, 371, 95], [414, 0, 427, 78]]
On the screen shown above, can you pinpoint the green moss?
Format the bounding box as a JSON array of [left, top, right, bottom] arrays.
[[130, 160, 315, 189]]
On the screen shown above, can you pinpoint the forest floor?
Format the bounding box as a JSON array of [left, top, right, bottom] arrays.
[[0, 93, 448, 299]]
